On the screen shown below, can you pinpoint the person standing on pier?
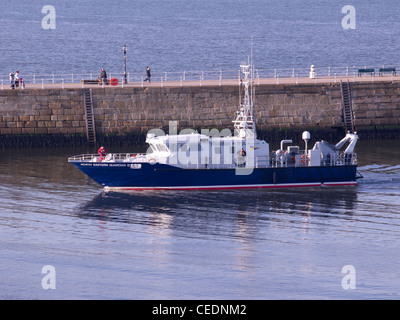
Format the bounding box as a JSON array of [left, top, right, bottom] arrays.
[[144, 66, 151, 83], [9, 72, 15, 89], [15, 71, 20, 87]]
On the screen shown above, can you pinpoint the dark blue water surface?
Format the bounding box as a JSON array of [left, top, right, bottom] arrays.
[[1, 0, 399, 77], [0, 140, 399, 299]]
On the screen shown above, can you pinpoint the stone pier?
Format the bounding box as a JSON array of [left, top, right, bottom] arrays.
[[1, 78, 400, 147]]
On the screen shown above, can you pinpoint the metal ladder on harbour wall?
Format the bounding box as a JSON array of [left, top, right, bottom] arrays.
[[340, 80, 355, 132], [83, 88, 96, 145]]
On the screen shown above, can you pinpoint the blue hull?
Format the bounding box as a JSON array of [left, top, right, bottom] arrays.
[[72, 162, 358, 190]]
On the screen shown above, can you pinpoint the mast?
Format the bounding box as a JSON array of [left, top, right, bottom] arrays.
[[233, 61, 256, 139]]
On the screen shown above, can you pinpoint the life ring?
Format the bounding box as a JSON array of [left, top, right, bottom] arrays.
[[110, 77, 118, 86], [301, 154, 309, 164], [148, 158, 157, 164]]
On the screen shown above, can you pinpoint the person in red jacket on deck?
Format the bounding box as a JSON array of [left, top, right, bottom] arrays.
[[98, 145, 107, 161]]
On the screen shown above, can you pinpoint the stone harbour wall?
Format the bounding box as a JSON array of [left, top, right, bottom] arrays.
[[0, 81, 399, 147]]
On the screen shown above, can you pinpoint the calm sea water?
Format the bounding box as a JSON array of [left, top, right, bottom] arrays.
[[1, 0, 400, 301], [0, 139, 399, 300], [1, 0, 399, 76]]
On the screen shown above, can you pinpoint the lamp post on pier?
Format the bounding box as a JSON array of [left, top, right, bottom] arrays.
[[123, 44, 127, 84]]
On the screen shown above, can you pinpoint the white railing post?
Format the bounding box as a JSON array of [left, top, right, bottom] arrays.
[[41, 79, 44, 89], [1, 80, 3, 90], [62, 79, 64, 89], [180, 76, 183, 87], [33, 75, 36, 84]]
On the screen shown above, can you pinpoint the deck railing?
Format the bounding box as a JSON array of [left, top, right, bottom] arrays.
[[68, 152, 357, 168]]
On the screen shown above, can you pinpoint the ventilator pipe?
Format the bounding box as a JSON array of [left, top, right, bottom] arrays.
[[280, 139, 293, 152]]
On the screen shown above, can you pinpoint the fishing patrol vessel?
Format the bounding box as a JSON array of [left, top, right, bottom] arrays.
[[69, 62, 361, 191]]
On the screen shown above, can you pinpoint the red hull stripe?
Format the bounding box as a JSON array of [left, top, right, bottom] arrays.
[[105, 182, 357, 191]]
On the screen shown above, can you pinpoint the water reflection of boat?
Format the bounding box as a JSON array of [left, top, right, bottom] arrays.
[[69, 62, 361, 191], [79, 188, 358, 238]]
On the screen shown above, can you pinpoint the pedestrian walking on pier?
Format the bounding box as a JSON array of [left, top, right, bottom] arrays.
[[99, 68, 108, 85], [144, 66, 151, 83], [14, 71, 24, 88]]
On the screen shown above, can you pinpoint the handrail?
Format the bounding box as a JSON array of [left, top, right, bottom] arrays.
[[68, 151, 357, 168], [2, 64, 399, 88]]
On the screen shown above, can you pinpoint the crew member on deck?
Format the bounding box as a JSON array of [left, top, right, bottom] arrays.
[[98, 145, 107, 161]]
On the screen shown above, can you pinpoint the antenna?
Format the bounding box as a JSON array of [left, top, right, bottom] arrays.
[[250, 36, 253, 106]]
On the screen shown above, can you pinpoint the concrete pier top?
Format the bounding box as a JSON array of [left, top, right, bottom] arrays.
[[3, 74, 400, 90]]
